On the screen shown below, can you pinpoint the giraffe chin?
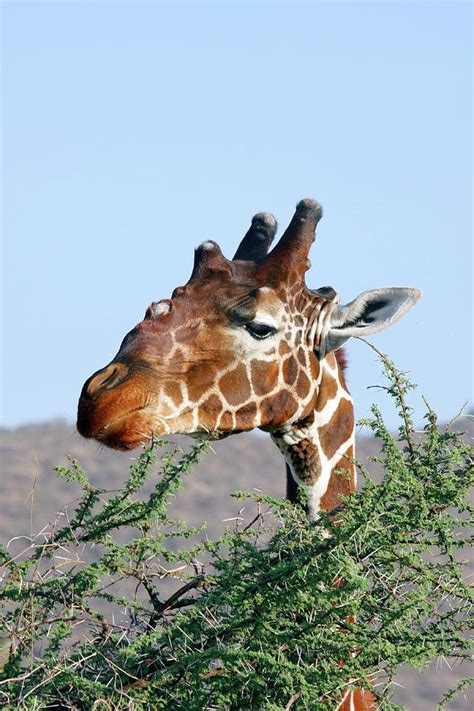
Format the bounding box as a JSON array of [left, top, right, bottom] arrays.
[[96, 425, 229, 451], [91, 408, 163, 452]]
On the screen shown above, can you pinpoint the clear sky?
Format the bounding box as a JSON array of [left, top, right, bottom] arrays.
[[1, 1, 472, 431]]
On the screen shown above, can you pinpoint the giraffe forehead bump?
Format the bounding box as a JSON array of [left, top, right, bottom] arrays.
[[144, 300, 171, 320]]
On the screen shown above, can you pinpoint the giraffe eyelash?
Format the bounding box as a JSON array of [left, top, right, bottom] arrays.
[[227, 298, 258, 325], [244, 322, 278, 340]]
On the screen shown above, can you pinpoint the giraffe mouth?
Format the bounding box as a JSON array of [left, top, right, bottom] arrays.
[[90, 406, 161, 451], [95, 417, 230, 450]]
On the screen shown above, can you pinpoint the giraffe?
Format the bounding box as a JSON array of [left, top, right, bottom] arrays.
[[78, 198, 420, 518], [77, 199, 420, 709]]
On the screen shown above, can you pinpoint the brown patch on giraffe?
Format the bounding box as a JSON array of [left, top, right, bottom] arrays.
[[287, 438, 321, 484], [198, 393, 222, 430], [352, 688, 377, 710], [260, 390, 298, 428], [164, 382, 183, 407], [325, 351, 337, 369], [336, 686, 377, 710], [295, 369, 310, 399], [282, 356, 299, 386], [297, 347, 306, 366], [337, 692, 352, 711], [309, 355, 320, 381], [319, 399, 354, 460], [319, 445, 354, 512], [218, 409, 235, 430], [219, 364, 251, 406], [315, 375, 338, 411], [251, 359, 279, 397], [294, 330, 302, 346], [278, 340, 290, 357], [187, 362, 220, 402], [235, 401, 258, 429]]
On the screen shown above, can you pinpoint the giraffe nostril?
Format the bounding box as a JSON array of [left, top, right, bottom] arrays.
[[85, 363, 129, 397]]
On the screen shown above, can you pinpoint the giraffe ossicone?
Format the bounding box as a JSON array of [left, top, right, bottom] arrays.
[[77, 198, 421, 518]]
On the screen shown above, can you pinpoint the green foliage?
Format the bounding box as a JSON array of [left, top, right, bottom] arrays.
[[0, 354, 472, 709]]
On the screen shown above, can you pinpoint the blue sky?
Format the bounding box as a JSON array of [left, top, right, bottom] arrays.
[[1, 1, 472, 431]]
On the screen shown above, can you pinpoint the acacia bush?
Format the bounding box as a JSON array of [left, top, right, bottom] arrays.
[[0, 354, 472, 710]]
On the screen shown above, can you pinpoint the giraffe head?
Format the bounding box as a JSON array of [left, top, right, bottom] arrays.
[[77, 199, 420, 450]]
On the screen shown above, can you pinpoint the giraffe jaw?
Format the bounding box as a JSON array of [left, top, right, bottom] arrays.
[[83, 406, 229, 451], [83, 406, 161, 451]]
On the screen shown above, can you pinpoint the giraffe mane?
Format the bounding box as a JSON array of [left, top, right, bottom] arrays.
[[335, 347, 348, 374]]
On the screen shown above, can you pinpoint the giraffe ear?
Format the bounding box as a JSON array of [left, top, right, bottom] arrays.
[[325, 287, 422, 353]]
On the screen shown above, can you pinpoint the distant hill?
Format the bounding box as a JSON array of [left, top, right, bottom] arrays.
[[0, 418, 472, 709], [0, 420, 386, 541]]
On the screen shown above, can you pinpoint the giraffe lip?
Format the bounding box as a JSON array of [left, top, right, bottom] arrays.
[[93, 405, 158, 450], [186, 430, 227, 441]]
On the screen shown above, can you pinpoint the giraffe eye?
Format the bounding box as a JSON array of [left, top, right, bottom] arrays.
[[245, 322, 277, 340]]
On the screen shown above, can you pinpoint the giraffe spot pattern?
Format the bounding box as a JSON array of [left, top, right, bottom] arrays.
[[315, 375, 338, 411], [219, 364, 251, 406], [187, 359, 230, 402], [260, 390, 298, 428], [218, 409, 235, 430], [320, 445, 354, 512], [198, 393, 222, 431], [319, 398, 354, 460], [282, 356, 299, 386], [310, 355, 320, 380], [295, 369, 311, 399], [164, 382, 183, 407], [251, 359, 280, 397], [235, 401, 258, 429]]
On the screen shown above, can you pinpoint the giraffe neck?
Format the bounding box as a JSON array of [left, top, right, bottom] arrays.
[[271, 353, 355, 519]]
